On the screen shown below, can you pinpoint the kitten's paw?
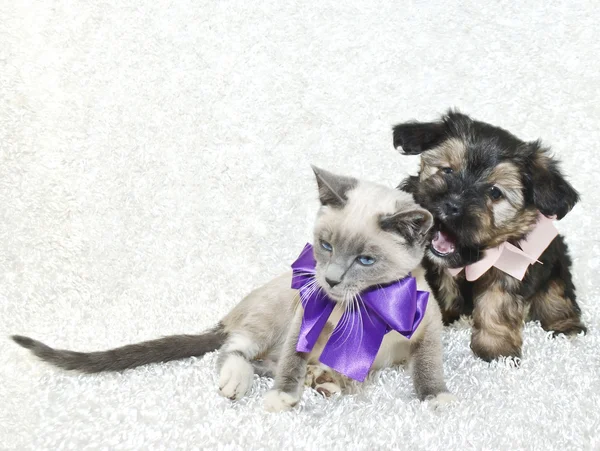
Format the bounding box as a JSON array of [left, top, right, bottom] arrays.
[[315, 382, 342, 398], [304, 364, 320, 387], [218, 355, 254, 400], [427, 392, 458, 409], [263, 390, 299, 412], [305, 365, 343, 397]]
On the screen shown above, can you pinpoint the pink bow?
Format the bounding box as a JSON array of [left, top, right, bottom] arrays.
[[448, 213, 558, 281]]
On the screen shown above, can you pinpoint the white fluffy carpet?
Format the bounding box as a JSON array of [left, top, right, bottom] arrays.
[[2, 0, 599, 449]]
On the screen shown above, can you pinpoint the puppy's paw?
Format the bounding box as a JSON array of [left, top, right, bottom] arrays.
[[263, 390, 299, 412], [552, 324, 587, 337], [218, 354, 254, 400], [471, 332, 522, 363], [427, 392, 458, 409]]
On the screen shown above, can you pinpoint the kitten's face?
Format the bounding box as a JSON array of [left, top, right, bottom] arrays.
[[310, 167, 433, 305]]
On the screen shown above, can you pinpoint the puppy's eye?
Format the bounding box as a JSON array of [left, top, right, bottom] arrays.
[[440, 167, 453, 174], [489, 186, 503, 200], [320, 240, 333, 251], [357, 255, 376, 266]]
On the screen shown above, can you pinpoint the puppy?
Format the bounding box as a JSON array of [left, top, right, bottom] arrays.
[[392, 110, 585, 362]]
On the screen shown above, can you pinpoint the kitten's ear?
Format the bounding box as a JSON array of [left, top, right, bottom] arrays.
[[392, 121, 446, 155], [527, 141, 579, 219], [380, 208, 434, 244], [311, 166, 358, 208]]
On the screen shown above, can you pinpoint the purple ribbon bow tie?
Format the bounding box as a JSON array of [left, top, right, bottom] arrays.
[[291, 243, 429, 382]]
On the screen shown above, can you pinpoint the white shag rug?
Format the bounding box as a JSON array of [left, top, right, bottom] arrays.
[[1, 1, 599, 449]]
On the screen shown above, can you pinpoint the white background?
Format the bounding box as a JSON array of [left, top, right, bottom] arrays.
[[1, 0, 599, 449]]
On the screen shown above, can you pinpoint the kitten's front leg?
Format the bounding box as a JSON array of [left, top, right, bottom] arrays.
[[409, 315, 456, 406], [263, 308, 308, 412]]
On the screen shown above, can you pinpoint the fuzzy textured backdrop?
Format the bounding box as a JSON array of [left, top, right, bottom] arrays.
[[1, 0, 599, 449]]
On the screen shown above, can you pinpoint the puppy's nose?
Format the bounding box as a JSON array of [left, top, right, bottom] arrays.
[[325, 277, 341, 288], [443, 200, 462, 218]]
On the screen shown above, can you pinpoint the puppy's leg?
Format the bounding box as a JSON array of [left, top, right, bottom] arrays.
[[530, 278, 586, 337], [263, 309, 308, 412], [410, 321, 453, 403], [424, 262, 465, 325], [471, 275, 525, 361], [438, 269, 464, 325]]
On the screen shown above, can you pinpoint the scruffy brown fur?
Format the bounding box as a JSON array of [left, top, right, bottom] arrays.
[[393, 110, 585, 362]]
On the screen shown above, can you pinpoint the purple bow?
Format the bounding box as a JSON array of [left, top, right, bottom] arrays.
[[291, 243, 429, 382]]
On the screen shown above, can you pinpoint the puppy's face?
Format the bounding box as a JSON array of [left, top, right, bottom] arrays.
[[393, 111, 579, 268]]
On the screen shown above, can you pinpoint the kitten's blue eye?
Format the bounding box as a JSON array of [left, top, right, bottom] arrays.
[[320, 240, 333, 252], [357, 255, 375, 266], [441, 167, 453, 174]]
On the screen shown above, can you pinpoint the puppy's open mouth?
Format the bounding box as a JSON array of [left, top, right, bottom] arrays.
[[430, 225, 457, 257]]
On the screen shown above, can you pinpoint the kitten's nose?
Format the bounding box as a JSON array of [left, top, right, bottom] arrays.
[[443, 200, 462, 218], [325, 277, 341, 288]]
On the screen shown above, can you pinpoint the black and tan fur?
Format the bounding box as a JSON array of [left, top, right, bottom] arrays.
[[392, 110, 585, 362]]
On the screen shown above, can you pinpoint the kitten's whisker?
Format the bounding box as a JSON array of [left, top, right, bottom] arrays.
[[303, 283, 317, 297], [337, 310, 356, 349], [340, 291, 361, 348], [329, 314, 348, 349], [355, 293, 364, 349], [302, 281, 319, 298], [299, 279, 318, 295], [330, 290, 355, 349], [329, 290, 350, 344], [293, 269, 317, 276], [298, 279, 322, 306], [358, 292, 376, 328]]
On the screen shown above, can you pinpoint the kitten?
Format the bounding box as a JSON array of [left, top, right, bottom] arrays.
[[12, 167, 455, 412]]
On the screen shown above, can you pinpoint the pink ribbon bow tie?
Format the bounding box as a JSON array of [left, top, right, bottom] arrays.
[[448, 213, 558, 281]]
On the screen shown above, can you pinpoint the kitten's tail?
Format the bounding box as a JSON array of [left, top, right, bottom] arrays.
[[11, 325, 228, 373]]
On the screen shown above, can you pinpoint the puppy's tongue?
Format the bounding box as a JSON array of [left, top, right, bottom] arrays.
[[432, 230, 456, 255]]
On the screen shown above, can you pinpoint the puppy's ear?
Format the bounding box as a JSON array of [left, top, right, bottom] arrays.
[[527, 141, 579, 219], [380, 208, 434, 244], [392, 121, 446, 155], [311, 165, 357, 208]]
